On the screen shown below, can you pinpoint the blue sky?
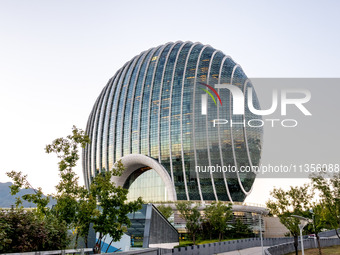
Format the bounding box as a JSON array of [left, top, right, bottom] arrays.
[[0, 0, 339, 205]]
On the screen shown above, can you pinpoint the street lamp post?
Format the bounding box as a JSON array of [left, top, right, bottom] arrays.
[[292, 215, 312, 255], [259, 213, 264, 255]]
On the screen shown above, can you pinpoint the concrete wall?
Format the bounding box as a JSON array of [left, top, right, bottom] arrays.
[[265, 238, 340, 255], [318, 228, 340, 238]]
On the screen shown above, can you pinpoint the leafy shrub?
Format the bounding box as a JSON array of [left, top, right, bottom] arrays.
[[0, 209, 69, 253]]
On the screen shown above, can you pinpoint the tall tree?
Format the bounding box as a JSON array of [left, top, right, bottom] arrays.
[[231, 218, 254, 238], [6, 126, 143, 252], [6, 126, 92, 249], [306, 204, 325, 255], [6, 171, 50, 216], [266, 184, 312, 255], [157, 204, 173, 222], [311, 172, 340, 239], [75, 187, 98, 248], [45, 125, 93, 248], [176, 202, 201, 245], [203, 202, 233, 241], [90, 160, 143, 253]]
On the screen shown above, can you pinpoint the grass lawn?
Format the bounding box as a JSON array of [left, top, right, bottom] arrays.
[[175, 238, 240, 248], [286, 245, 340, 255]]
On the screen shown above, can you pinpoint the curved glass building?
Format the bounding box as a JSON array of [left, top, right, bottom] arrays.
[[83, 41, 263, 203]]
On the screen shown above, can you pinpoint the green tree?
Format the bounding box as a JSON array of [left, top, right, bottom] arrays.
[[45, 126, 93, 248], [176, 202, 201, 245], [6, 171, 50, 216], [5, 126, 143, 252], [90, 160, 143, 253], [306, 204, 326, 255], [45, 125, 90, 225], [203, 202, 233, 241], [230, 218, 253, 238], [5, 171, 71, 251], [45, 126, 143, 251], [157, 204, 173, 222], [311, 172, 340, 239], [0, 212, 12, 251], [75, 187, 98, 248], [266, 184, 312, 255], [0, 208, 69, 252]]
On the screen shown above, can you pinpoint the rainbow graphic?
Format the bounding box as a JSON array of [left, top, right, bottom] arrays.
[[199, 82, 222, 106]]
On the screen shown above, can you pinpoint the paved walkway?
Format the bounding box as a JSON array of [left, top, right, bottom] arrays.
[[218, 246, 268, 255], [217, 236, 338, 254]]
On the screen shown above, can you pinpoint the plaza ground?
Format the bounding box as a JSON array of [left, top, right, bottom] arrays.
[[286, 245, 340, 255], [218, 246, 269, 255], [218, 245, 340, 255]]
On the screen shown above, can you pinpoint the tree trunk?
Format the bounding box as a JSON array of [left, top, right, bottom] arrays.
[[294, 235, 298, 255], [219, 232, 222, 242], [101, 235, 107, 250], [74, 231, 79, 249], [105, 239, 114, 253], [94, 233, 102, 254], [193, 233, 196, 245], [316, 233, 322, 255], [335, 229, 340, 239]]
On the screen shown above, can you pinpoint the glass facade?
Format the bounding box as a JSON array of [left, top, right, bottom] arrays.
[[124, 168, 168, 202], [83, 41, 263, 202]]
